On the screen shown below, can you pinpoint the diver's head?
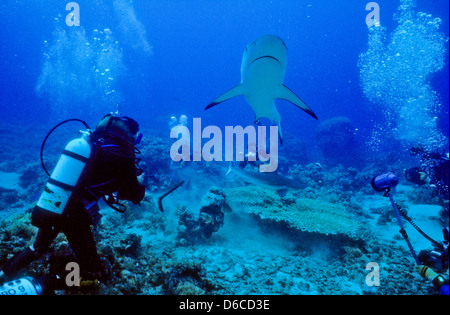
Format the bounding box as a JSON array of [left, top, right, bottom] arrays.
[[95, 113, 142, 145], [122, 116, 142, 145], [168, 116, 177, 129], [179, 115, 188, 126]]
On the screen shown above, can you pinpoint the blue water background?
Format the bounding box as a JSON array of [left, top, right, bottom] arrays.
[[0, 0, 448, 154]]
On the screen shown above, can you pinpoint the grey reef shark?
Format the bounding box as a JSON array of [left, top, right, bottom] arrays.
[[205, 35, 318, 144], [226, 163, 306, 196]]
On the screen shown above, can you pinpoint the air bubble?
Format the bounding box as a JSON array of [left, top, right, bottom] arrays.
[[359, 0, 448, 152]]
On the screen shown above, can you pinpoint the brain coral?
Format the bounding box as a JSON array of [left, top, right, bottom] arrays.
[[224, 186, 360, 237]]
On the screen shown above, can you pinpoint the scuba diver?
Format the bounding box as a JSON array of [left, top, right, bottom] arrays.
[[169, 114, 191, 169], [404, 145, 449, 225], [404, 145, 449, 200], [0, 113, 147, 293], [168, 114, 188, 130], [238, 142, 261, 170]]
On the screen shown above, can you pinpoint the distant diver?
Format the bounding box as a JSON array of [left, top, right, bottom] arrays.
[[205, 35, 318, 144], [405, 145, 449, 202], [168, 114, 188, 130], [0, 113, 182, 294]]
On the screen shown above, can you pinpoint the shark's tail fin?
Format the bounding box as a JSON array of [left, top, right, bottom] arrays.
[[154, 180, 184, 212]]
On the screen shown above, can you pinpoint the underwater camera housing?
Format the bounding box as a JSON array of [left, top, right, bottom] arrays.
[[371, 172, 399, 192]]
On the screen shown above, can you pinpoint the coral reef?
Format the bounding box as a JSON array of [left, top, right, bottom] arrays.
[[0, 214, 37, 258], [0, 188, 20, 208], [223, 185, 362, 238], [116, 233, 142, 258], [407, 184, 442, 205], [288, 163, 376, 196], [176, 186, 228, 245], [160, 262, 215, 295], [316, 116, 359, 166]]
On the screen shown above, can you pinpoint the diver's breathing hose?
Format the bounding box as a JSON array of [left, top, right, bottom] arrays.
[[40, 119, 90, 176], [398, 207, 443, 250]]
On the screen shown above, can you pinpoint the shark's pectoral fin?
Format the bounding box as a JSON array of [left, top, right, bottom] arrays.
[[276, 120, 283, 145], [205, 84, 246, 110], [277, 84, 318, 120]]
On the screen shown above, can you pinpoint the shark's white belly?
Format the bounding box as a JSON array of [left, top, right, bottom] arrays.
[[242, 58, 284, 119]]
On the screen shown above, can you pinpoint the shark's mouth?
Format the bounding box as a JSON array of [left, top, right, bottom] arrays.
[[249, 55, 281, 66]]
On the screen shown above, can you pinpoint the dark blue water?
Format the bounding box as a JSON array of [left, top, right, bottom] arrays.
[[0, 0, 448, 154]]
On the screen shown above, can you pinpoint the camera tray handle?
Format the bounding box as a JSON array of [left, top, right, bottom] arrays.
[[385, 189, 420, 265]]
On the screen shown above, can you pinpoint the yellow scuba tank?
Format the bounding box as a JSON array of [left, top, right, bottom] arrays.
[[31, 131, 91, 229]]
